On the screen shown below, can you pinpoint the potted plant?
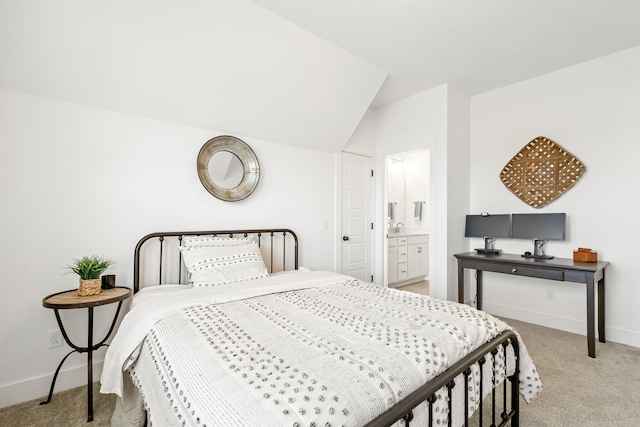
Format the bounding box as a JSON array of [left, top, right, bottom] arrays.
[[66, 255, 114, 296]]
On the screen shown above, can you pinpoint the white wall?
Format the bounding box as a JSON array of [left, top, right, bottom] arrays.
[[0, 89, 338, 407], [374, 86, 447, 298], [444, 86, 472, 300], [347, 87, 471, 297], [470, 46, 640, 348], [343, 108, 377, 158], [403, 151, 430, 229]]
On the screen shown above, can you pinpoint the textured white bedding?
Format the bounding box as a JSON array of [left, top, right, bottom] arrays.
[[100, 271, 542, 426]]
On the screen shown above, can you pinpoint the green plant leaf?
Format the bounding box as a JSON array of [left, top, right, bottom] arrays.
[[65, 255, 115, 280]]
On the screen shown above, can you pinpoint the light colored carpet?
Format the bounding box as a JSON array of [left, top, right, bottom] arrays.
[[505, 317, 640, 426], [1, 297, 638, 426], [396, 282, 640, 426], [0, 382, 114, 426]]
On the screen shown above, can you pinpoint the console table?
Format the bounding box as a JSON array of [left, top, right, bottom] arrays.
[[454, 252, 608, 358]]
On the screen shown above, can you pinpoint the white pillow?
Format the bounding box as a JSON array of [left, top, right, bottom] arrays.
[[181, 235, 256, 247], [179, 241, 269, 286]]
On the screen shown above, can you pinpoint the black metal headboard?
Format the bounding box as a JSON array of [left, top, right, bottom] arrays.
[[133, 229, 298, 293]]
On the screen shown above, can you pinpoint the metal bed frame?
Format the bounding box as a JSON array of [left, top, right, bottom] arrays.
[[133, 228, 298, 293], [132, 228, 520, 426]]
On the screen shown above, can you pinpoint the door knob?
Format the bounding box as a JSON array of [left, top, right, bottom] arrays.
[[342, 236, 349, 241]]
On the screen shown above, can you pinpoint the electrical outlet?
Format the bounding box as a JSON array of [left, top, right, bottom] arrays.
[[544, 289, 555, 301], [48, 329, 63, 348]]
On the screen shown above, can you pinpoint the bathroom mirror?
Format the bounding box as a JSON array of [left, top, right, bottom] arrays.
[[386, 150, 430, 230], [197, 135, 260, 201]]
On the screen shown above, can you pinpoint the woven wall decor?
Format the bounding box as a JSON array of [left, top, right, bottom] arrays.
[[500, 136, 586, 208]]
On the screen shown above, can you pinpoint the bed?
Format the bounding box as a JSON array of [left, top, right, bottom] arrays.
[[100, 228, 542, 426]]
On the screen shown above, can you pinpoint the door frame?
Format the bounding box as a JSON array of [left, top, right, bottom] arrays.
[[383, 149, 431, 289]]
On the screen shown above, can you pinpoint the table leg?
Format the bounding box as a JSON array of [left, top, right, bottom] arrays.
[[586, 277, 596, 358], [476, 271, 483, 311], [87, 307, 94, 422], [40, 309, 81, 406], [598, 275, 606, 343], [39, 349, 76, 405], [458, 262, 464, 303]]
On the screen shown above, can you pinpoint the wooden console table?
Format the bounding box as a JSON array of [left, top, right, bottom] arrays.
[[454, 252, 608, 358]]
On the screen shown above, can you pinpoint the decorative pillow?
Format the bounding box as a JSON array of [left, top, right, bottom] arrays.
[[181, 235, 256, 247], [179, 241, 269, 286]]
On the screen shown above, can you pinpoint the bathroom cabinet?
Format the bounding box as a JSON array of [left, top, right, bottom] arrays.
[[388, 238, 397, 284], [388, 234, 428, 286], [408, 234, 429, 279]]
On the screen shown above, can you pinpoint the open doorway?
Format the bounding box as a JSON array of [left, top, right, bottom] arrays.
[[385, 149, 430, 295]]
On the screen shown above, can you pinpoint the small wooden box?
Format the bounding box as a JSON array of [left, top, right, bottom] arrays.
[[573, 248, 597, 263]]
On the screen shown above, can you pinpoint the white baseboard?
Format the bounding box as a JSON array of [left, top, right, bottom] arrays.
[[0, 360, 104, 409], [483, 302, 640, 349]]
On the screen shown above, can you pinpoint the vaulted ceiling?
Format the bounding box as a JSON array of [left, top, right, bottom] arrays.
[[2, 0, 640, 152]]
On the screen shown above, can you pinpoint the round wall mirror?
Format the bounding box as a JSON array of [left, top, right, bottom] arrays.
[[207, 150, 244, 189], [197, 135, 260, 201]]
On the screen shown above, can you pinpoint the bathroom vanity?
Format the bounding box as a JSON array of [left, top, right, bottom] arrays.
[[388, 230, 429, 287]]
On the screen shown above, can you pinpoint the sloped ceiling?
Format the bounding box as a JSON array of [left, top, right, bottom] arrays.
[[2, 0, 640, 152], [253, 0, 640, 107], [0, 0, 386, 152]]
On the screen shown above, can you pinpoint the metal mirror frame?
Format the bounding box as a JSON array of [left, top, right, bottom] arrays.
[[197, 135, 260, 202]]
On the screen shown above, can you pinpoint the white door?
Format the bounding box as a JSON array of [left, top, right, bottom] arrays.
[[341, 153, 372, 281]]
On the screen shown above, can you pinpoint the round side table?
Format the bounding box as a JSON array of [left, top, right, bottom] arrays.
[[41, 286, 131, 422]]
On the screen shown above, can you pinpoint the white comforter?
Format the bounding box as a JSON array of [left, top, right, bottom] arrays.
[[101, 271, 542, 426]]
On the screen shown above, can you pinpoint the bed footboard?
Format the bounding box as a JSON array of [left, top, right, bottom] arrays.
[[366, 330, 520, 427]]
